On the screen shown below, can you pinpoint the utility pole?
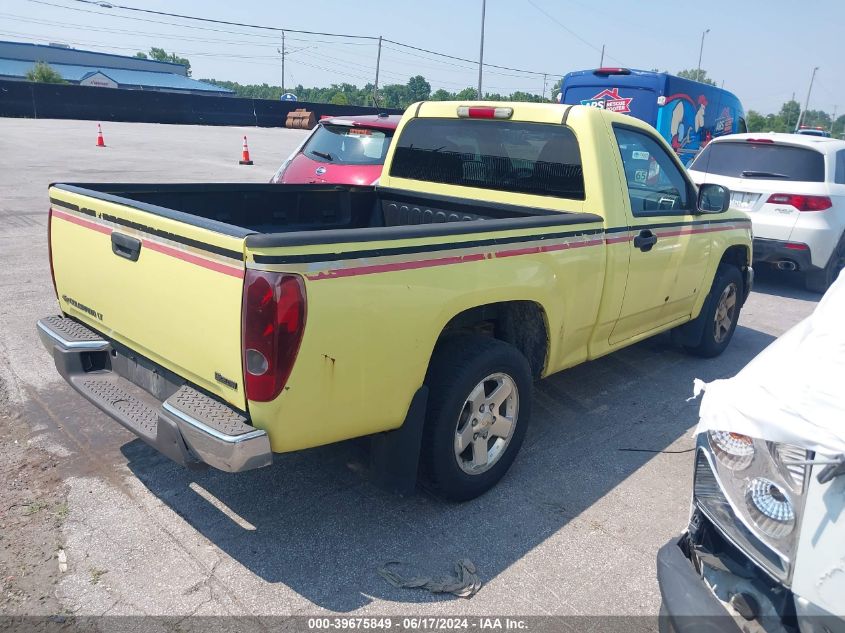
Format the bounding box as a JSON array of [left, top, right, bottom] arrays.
[[831, 104, 838, 134], [477, 0, 486, 99], [542, 73, 547, 101], [696, 28, 710, 83], [280, 31, 286, 94], [796, 66, 819, 132], [373, 36, 382, 107], [599, 44, 605, 67]]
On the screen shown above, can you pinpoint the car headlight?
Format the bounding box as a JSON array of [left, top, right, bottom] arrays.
[[693, 431, 812, 581], [709, 431, 755, 470], [745, 477, 795, 538]]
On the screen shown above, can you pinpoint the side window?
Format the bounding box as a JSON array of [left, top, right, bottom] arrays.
[[613, 126, 692, 216], [737, 117, 748, 134], [836, 150, 845, 185]]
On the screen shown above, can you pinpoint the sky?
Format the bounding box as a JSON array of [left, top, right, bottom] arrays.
[[3, 0, 844, 115]]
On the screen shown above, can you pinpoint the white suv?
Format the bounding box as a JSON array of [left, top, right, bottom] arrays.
[[689, 133, 845, 292]]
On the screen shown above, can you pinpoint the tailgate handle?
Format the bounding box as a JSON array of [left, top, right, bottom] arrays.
[[111, 233, 142, 262]]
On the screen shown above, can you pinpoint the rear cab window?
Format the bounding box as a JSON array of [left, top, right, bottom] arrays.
[[304, 124, 393, 165], [690, 141, 826, 182], [389, 118, 585, 200]]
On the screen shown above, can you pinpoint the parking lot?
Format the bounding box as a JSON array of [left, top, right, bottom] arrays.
[[0, 118, 822, 622]]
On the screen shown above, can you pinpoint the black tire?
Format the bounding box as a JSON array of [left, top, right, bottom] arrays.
[[421, 334, 532, 501], [805, 234, 845, 294], [683, 265, 743, 358]]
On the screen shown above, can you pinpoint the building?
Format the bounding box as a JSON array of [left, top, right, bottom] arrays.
[[0, 40, 233, 96]]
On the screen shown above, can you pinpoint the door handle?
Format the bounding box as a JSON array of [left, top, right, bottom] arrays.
[[633, 229, 658, 252], [111, 232, 142, 262]]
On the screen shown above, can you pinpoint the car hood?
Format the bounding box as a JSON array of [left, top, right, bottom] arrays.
[[692, 271, 845, 454], [280, 155, 383, 186]]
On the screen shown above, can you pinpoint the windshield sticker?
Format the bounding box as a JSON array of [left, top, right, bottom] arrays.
[[580, 88, 633, 114], [632, 150, 650, 160]]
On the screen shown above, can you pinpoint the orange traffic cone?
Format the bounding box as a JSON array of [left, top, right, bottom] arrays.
[[239, 135, 253, 165], [96, 123, 106, 147]]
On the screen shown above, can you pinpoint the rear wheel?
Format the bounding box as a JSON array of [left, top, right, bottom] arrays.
[[684, 265, 743, 358], [421, 335, 532, 501], [805, 234, 845, 294]]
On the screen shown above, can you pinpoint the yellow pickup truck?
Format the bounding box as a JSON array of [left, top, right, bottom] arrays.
[[39, 102, 751, 500]]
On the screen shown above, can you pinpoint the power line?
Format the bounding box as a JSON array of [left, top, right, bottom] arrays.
[[30, 0, 558, 77], [526, 0, 625, 66]]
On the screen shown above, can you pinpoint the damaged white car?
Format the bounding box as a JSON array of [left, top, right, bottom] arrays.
[[658, 272, 845, 633]]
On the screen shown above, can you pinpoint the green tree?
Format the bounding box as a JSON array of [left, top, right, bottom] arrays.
[[406, 75, 431, 102], [777, 100, 801, 131], [455, 87, 478, 100], [136, 47, 192, 76], [25, 61, 66, 84], [330, 91, 349, 105], [550, 78, 562, 102], [745, 110, 768, 132], [676, 68, 717, 86], [379, 83, 409, 109], [430, 88, 454, 101]]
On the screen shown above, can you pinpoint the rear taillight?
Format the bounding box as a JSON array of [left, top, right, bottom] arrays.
[[746, 138, 775, 144], [766, 194, 832, 212], [242, 270, 306, 402], [47, 207, 58, 300], [785, 242, 809, 251], [456, 105, 513, 119]]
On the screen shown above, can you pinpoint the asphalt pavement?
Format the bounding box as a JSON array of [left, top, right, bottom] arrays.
[[0, 117, 822, 622]]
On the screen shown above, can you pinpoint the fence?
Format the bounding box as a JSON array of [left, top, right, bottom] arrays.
[[0, 80, 402, 126]]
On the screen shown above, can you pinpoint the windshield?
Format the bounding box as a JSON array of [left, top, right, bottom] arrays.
[[303, 124, 393, 165], [690, 142, 826, 182]]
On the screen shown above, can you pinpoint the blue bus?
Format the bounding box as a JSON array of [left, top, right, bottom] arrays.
[[559, 68, 746, 165]]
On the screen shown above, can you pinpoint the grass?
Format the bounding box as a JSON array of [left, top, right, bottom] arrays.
[[89, 568, 107, 585], [23, 500, 49, 516]]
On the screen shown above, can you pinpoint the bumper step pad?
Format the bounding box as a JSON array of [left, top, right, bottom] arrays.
[[165, 385, 254, 437], [78, 376, 160, 442]]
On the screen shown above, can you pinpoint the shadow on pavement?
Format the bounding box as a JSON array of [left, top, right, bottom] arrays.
[[751, 266, 823, 302], [116, 323, 777, 612]]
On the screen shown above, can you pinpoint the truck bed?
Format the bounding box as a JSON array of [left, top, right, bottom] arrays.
[[51, 183, 602, 243]]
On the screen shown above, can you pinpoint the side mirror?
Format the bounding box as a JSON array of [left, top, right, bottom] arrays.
[[697, 183, 731, 214]]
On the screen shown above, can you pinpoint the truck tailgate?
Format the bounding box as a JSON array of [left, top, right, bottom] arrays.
[[48, 185, 248, 411]]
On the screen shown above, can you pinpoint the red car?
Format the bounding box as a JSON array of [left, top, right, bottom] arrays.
[[271, 113, 401, 185]]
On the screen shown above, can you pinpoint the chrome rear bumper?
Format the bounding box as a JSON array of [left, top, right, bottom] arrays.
[[37, 315, 272, 473]]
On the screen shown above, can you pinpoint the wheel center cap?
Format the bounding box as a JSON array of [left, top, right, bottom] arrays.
[[481, 412, 494, 427]]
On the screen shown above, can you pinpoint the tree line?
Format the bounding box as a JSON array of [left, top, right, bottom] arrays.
[[200, 75, 549, 109], [746, 100, 845, 137], [21, 44, 845, 137]]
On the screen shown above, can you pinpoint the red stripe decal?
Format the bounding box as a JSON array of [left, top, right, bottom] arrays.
[[142, 240, 244, 279], [51, 207, 243, 279], [52, 208, 112, 235], [307, 253, 486, 280]]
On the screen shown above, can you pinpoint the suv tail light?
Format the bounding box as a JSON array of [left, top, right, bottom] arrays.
[[766, 194, 832, 212], [242, 270, 306, 402], [47, 207, 58, 300]]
